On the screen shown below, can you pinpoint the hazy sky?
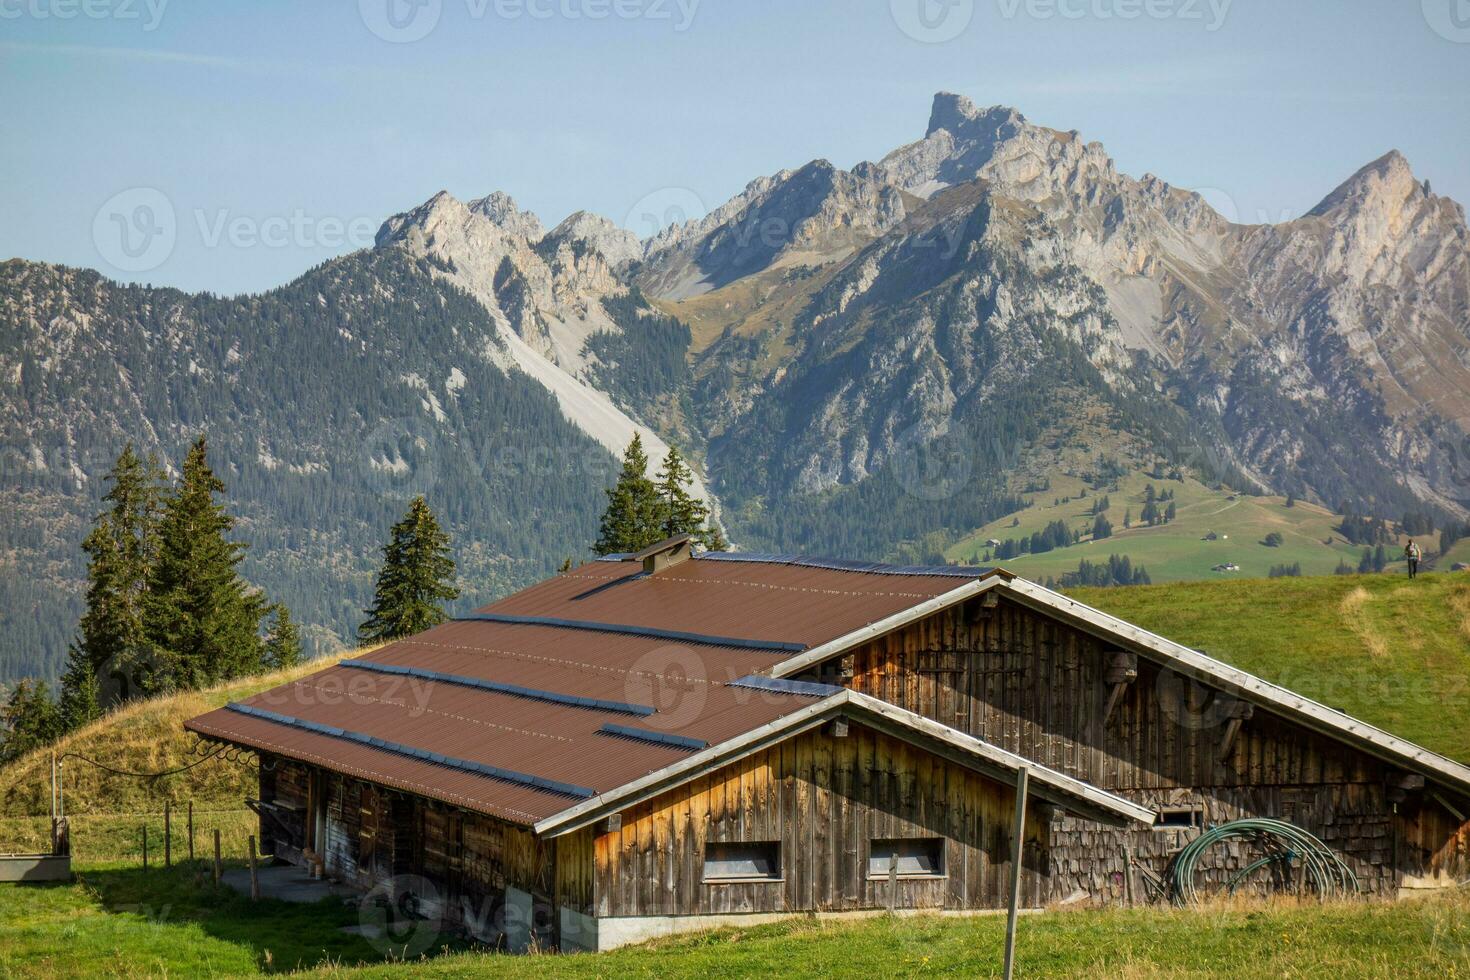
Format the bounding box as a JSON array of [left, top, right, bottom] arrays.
[[3, 0, 1468, 294]]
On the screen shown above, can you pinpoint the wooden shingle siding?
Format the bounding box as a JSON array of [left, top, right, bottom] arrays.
[[594, 723, 1047, 917], [827, 595, 1470, 897]]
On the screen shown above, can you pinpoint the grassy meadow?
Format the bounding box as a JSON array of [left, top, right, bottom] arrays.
[[946, 470, 1412, 583]]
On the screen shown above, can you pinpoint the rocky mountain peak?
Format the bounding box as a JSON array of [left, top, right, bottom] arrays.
[[469, 190, 546, 240], [545, 210, 643, 270], [1308, 149, 1423, 219], [925, 91, 1026, 140]]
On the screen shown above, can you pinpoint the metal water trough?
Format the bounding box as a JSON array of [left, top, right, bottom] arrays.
[[0, 852, 72, 883]]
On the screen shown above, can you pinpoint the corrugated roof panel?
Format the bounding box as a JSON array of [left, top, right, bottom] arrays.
[[185, 553, 1005, 826]]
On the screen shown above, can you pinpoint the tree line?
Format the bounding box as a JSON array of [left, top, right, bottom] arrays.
[[1, 437, 300, 763], [1, 433, 719, 765]]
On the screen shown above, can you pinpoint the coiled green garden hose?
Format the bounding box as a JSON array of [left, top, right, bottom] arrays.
[[1165, 817, 1360, 904]]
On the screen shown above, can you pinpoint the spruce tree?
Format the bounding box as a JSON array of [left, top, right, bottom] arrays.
[[66, 444, 163, 711], [263, 604, 303, 670], [593, 434, 667, 555], [656, 445, 726, 550], [0, 680, 62, 765], [360, 496, 460, 642], [57, 658, 102, 731], [145, 435, 266, 692]]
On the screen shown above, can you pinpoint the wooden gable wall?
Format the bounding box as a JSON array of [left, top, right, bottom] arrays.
[[803, 594, 1470, 899], [594, 721, 1048, 918]]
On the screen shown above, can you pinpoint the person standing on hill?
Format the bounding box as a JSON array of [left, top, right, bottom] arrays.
[[1405, 539, 1422, 579]]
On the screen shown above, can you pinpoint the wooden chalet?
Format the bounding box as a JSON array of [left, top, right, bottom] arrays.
[[185, 539, 1470, 950]]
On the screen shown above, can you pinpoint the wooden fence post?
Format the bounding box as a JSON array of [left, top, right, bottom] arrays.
[[213, 828, 222, 885], [1003, 766, 1029, 980], [248, 835, 260, 901], [164, 800, 171, 868], [142, 824, 148, 871], [187, 802, 195, 863]]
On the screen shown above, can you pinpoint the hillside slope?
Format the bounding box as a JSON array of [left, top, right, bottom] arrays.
[[0, 652, 357, 817], [1069, 574, 1470, 761]]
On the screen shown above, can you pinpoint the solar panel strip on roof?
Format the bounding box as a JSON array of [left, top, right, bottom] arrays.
[[224, 702, 596, 799], [452, 612, 807, 652], [695, 551, 995, 578], [340, 658, 656, 716], [727, 675, 845, 698], [596, 723, 708, 751]]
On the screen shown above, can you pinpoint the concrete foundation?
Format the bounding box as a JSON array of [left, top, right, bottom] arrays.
[[595, 905, 1025, 951]]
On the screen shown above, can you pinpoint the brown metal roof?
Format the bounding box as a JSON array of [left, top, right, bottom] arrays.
[[185, 554, 998, 826], [484, 554, 990, 650]]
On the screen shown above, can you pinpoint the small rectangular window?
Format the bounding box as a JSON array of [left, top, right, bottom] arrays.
[[868, 838, 945, 878], [1155, 806, 1202, 829], [703, 841, 781, 882]]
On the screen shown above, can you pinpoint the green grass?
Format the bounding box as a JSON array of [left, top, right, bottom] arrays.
[[946, 470, 1404, 583], [1068, 573, 1470, 761], [1, 861, 1467, 978]]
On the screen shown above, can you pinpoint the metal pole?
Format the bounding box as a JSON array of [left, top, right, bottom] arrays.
[[1003, 766, 1029, 980], [248, 835, 260, 900]]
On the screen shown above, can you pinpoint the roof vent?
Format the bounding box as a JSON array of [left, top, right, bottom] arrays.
[[630, 533, 692, 574]]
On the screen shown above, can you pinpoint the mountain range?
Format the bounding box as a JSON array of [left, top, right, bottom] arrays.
[[3, 91, 1467, 685]]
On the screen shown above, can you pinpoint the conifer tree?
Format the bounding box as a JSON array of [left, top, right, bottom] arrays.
[[66, 443, 163, 711], [0, 680, 62, 765], [360, 496, 459, 642], [57, 658, 102, 731], [145, 435, 266, 692], [656, 445, 726, 550], [263, 604, 303, 670], [593, 434, 667, 555]]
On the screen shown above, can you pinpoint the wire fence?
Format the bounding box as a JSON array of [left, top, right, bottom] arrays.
[[0, 806, 257, 867]]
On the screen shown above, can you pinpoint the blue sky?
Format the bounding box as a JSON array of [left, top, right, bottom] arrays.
[[3, 0, 1468, 294]]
